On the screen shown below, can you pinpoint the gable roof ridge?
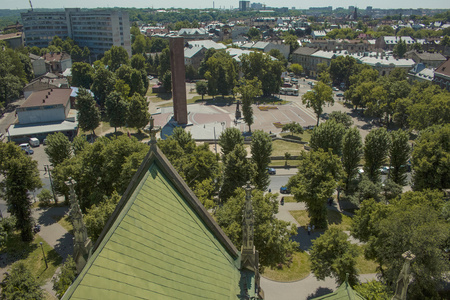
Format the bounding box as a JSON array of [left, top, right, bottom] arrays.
[[92, 145, 239, 258]]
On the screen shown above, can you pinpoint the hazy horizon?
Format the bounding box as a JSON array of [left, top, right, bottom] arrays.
[[4, 0, 450, 11]]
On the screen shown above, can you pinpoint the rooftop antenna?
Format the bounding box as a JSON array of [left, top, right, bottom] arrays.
[[28, 0, 33, 11]]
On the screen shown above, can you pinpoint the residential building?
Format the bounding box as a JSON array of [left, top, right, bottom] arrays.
[[186, 40, 227, 50], [241, 41, 290, 59], [309, 50, 337, 77], [8, 88, 78, 142], [23, 73, 69, 99], [0, 32, 23, 49], [177, 28, 209, 40], [43, 52, 72, 74], [311, 30, 327, 39], [357, 54, 415, 76], [433, 58, 450, 91], [375, 36, 415, 50], [408, 63, 434, 83], [184, 46, 206, 69], [404, 50, 446, 68], [305, 39, 369, 53], [21, 8, 131, 58], [61, 135, 262, 299], [29, 53, 46, 77], [291, 47, 318, 77]]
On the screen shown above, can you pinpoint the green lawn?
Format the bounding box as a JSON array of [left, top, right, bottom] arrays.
[[272, 140, 304, 156], [261, 250, 311, 282], [355, 245, 379, 274], [289, 209, 353, 231], [54, 215, 73, 234], [1, 233, 62, 285], [268, 160, 299, 168], [280, 130, 312, 143], [281, 196, 296, 203]]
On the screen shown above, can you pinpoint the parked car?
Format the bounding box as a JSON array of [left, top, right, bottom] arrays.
[[336, 93, 344, 97], [283, 82, 293, 87], [267, 168, 276, 175], [291, 78, 298, 83], [280, 186, 291, 194], [379, 166, 390, 175], [19, 143, 34, 155], [332, 87, 339, 91], [29, 137, 39, 147]]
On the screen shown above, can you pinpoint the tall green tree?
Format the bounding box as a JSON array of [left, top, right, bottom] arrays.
[[310, 226, 359, 286], [76, 88, 101, 136], [161, 70, 172, 94], [1, 261, 43, 300], [44, 132, 71, 167], [329, 56, 359, 88], [71, 62, 94, 89], [218, 127, 244, 158], [288, 149, 343, 228], [251, 130, 273, 191], [289, 63, 303, 75], [234, 78, 262, 133], [0, 143, 41, 241], [220, 144, 254, 201], [282, 122, 304, 138], [216, 189, 298, 269], [328, 111, 353, 128], [52, 255, 77, 299], [84, 192, 121, 242], [302, 81, 334, 126], [91, 63, 116, 107], [127, 93, 149, 131], [342, 127, 363, 191], [364, 128, 390, 183], [310, 119, 346, 156], [102, 46, 130, 72], [389, 129, 411, 185], [412, 124, 450, 191], [393, 39, 407, 58], [105, 91, 129, 133], [195, 81, 208, 100]]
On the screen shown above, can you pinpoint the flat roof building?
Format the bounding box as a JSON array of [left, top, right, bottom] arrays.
[[21, 8, 131, 58]]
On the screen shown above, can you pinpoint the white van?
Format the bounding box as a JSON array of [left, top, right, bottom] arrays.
[[29, 138, 40, 147]]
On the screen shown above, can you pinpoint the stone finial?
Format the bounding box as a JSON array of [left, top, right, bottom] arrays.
[[392, 250, 416, 300], [242, 182, 254, 250]]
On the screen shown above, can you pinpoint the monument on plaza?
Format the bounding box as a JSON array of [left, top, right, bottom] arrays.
[[169, 36, 188, 125]]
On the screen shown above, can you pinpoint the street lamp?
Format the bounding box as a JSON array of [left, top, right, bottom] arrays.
[[39, 242, 48, 269]]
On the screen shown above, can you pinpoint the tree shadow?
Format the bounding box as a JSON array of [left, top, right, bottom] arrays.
[[0, 235, 39, 268], [202, 96, 235, 107], [105, 131, 124, 139], [306, 287, 334, 299], [131, 132, 149, 141], [53, 231, 74, 262], [36, 206, 69, 227], [291, 226, 321, 252], [153, 92, 172, 100]]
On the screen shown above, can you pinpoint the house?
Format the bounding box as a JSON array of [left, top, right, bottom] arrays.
[[357, 54, 415, 76], [23, 73, 69, 99], [8, 88, 78, 142], [178, 28, 209, 40], [29, 53, 46, 77], [375, 36, 415, 50], [184, 46, 207, 69], [61, 129, 263, 299], [43, 52, 72, 74], [291, 47, 318, 77], [311, 30, 327, 39], [404, 50, 446, 68], [241, 41, 290, 59], [186, 40, 227, 51], [0, 32, 23, 49], [433, 58, 450, 91], [408, 63, 434, 83], [309, 50, 338, 77]]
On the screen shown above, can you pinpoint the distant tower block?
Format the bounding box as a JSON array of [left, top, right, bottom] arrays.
[[169, 37, 188, 125]]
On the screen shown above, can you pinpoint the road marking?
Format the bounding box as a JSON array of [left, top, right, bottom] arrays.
[[291, 102, 317, 120]]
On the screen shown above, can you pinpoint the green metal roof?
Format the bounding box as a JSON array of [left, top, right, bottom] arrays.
[[311, 279, 365, 300], [63, 147, 247, 299]]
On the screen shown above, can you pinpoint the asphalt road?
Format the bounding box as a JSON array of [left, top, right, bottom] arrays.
[[268, 175, 291, 194]]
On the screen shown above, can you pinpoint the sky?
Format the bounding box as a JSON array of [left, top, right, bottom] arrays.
[[3, 0, 450, 10]]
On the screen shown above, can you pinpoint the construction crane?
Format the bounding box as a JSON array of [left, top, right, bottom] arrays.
[[28, 0, 33, 11]]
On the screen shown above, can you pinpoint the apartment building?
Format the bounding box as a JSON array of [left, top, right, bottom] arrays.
[[21, 8, 131, 58]]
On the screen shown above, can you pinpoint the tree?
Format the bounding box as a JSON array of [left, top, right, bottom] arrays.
[[52, 255, 77, 299], [44, 132, 71, 166], [302, 81, 334, 126], [354, 280, 393, 300], [1, 261, 43, 300], [352, 191, 450, 298], [342, 127, 363, 191], [412, 124, 450, 191], [76, 88, 101, 136], [310, 119, 346, 156], [220, 144, 254, 201], [204, 52, 237, 98], [247, 27, 261, 40], [84, 192, 120, 242], [363, 128, 390, 183], [216, 189, 298, 269], [240, 51, 283, 96], [91, 63, 116, 107], [234, 78, 262, 133], [195, 81, 208, 100], [218, 127, 244, 158], [393, 39, 407, 58], [310, 226, 359, 286], [283, 34, 299, 53], [102, 46, 130, 72], [0, 49, 25, 107], [282, 122, 304, 138], [161, 70, 172, 93], [127, 93, 149, 131], [389, 129, 411, 185], [105, 91, 129, 133], [289, 63, 303, 76], [71, 62, 94, 89], [288, 149, 343, 228], [0, 143, 41, 241], [251, 130, 273, 191], [328, 111, 353, 128], [37, 189, 53, 206]]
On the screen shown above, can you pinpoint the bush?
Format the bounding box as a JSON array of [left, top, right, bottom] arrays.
[[37, 189, 54, 207]]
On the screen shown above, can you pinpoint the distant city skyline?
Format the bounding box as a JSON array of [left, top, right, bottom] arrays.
[[5, 0, 450, 10]]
